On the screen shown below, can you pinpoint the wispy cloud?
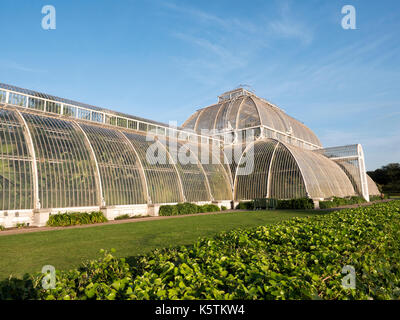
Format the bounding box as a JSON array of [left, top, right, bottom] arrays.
[[267, 1, 313, 45], [161, 1, 258, 33], [0, 60, 46, 73], [172, 32, 246, 68], [268, 20, 313, 45], [161, 0, 313, 87]]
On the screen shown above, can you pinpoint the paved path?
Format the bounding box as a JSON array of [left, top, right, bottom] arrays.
[[0, 200, 392, 237]]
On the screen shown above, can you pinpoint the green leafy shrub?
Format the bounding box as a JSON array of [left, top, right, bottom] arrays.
[[198, 204, 220, 213], [158, 205, 179, 216], [369, 195, 387, 201], [236, 201, 254, 210], [3, 201, 400, 300], [114, 214, 130, 220], [176, 203, 199, 215], [221, 206, 228, 211], [319, 196, 366, 209], [276, 198, 314, 210], [46, 211, 107, 227], [16, 223, 28, 229], [369, 195, 380, 202], [369, 195, 381, 202], [159, 203, 220, 216], [0, 225, 4, 231]]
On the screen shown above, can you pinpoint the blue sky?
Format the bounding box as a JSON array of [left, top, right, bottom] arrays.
[[1, 0, 399, 170]]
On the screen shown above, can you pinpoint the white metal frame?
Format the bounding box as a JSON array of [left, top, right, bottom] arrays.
[[0, 87, 221, 147]]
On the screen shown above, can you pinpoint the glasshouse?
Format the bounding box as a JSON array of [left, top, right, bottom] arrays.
[[0, 83, 380, 227]]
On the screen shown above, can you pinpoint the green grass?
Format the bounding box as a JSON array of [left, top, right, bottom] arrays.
[[0, 209, 324, 280]]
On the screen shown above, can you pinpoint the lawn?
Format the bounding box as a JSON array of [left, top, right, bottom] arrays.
[[0, 209, 324, 280]]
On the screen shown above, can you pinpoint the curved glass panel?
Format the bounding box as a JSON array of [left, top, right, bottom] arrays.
[[21, 113, 98, 208], [235, 139, 279, 200], [267, 141, 307, 199], [237, 97, 261, 129], [166, 140, 211, 202], [182, 111, 200, 131], [255, 101, 287, 133], [79, 124, 146, 206], [195, 105, 220, 134], [223, 141, 247, 183], [201, 143, 232, 200], [123, 132, 183, 204], [367, 174, 380, 196], [286, 143, 355, 199], [226, 97, 244, 130], [214, 102, 230, 131], [0, 109, 33, 210]]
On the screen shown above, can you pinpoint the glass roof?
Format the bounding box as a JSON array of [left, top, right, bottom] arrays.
[[182, 93, 322, 147]]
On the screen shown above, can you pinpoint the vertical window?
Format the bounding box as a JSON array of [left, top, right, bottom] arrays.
[[63, 105, 77, 117], [105, 115, 117, 126], [117, 117, 127, 128], [9, 93, 27, 107], [28, 97, 45, 111], [128, 120, 137, 130], [0, 90, 6, 103], [77, 108, 91, 120], [91, 111, 104, 123], [138, 122, 148, 132], [46, 101, 61, 114], [148, 124, 156, 134], [157, 127, 166, 136]]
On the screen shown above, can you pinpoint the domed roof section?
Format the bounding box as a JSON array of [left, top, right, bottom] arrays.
[[182, 89, 322, 148]]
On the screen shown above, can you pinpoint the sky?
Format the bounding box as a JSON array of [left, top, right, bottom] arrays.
[[0, 0, 399, 171]]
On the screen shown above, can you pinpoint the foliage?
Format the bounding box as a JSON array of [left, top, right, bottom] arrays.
[[158, 205, 179, 216], [198, 204, 220, 213], [114, 214, 131, 221], [3, 201, 400, 300], [0, 225, 4, 231], [236, 201, 254, 210], [254, 198, 278, 210], [0, 210, 320, 280], [221, 206, 228, 211], [367, 163, 400, 193], [276, 198, 314, 210], [159, 203, 220, 216], [177, 203, 199, 215], [319, 196, 366, 209], [46, 211, 107, 227], [369, 195, 387, 202]]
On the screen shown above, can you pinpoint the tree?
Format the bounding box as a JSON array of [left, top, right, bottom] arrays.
[[367, 163, 400, 193]]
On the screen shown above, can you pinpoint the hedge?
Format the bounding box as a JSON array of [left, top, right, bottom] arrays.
[[276, 198, 314, 210], [159, 203, 220, 216], [1, 201, 399, 300], [319, 196, 366, 209], [236, 201, 254, 210], [114, 214, 130, 221], [238, 198, 314, 210], [199, 204, 220, 213], [369, 195, 389, 202], [46, 211, 107, 227]]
